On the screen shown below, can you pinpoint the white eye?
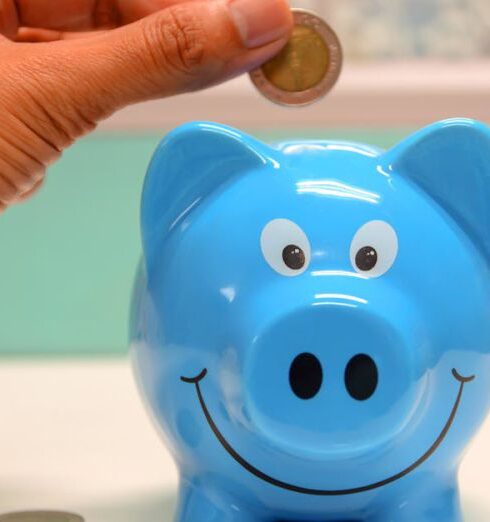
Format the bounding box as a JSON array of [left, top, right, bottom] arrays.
[[261, 219, 311, 277], [350, 221, 398, 278]]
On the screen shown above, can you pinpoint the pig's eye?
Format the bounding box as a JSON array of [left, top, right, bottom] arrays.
[[261, 219, 311, 276], [282, 245, 306, 270], [350, 221, 398, 278]]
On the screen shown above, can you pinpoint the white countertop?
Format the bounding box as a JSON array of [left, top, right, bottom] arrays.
[[0, 359, 488, 521]]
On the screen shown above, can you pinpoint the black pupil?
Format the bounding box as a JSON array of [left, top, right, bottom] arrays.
[[345, 354, 378, 401], [289, 353, 323, 400], [282, 244, 305, 270], [355, 246, 378, 271]]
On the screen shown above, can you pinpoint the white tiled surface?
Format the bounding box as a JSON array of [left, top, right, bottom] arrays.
[[0, 359, 489, 521]]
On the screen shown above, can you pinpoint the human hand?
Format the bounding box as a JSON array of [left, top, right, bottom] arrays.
[[0, 0, 292, 211]]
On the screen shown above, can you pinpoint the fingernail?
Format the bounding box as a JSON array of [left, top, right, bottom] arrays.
[[228, 0, 292, 49]]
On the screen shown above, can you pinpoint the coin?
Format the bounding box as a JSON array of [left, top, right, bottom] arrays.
[[0, 512, 84, 522], [250, 9, 343, 107]]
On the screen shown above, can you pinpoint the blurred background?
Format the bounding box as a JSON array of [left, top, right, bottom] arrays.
[[0, 1, 489, 520], [2, 0, 490, 358], [302, 0, 490, 59]]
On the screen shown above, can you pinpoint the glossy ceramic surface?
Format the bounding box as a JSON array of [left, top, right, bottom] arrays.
[[131, 119, 490, 521]]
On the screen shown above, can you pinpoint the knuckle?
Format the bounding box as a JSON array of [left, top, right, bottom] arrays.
[[146, 5, 207, 76], [10, 50, 100, 144], [17, 176, 45, 202], [0, 133, 46, 200], [12, 177, 32, 194], [0, 176, 20, 202]]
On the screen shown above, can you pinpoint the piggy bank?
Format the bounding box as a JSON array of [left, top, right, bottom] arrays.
[[131, 118, 490, 522]]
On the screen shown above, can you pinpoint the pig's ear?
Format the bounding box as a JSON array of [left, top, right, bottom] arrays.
[[383, 118, 490, 261], [141, 121, 275, 270]]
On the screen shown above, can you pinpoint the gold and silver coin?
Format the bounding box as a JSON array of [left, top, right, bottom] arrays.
[[0, 512, 83, 522], [250, 9, 343, 107]]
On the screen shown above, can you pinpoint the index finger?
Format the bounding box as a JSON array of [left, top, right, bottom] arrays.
[[1, 0, 197, 35]]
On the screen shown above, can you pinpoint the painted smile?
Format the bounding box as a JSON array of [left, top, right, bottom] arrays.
[[181, 368, 475, 496]]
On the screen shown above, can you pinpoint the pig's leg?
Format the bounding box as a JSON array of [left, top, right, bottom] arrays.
[[369, 479, 462, 522], [175, 482, 262, 522]]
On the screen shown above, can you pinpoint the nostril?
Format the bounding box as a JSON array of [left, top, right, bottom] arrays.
[[345, 354, 378, 401], [289, 352, 323, 400]]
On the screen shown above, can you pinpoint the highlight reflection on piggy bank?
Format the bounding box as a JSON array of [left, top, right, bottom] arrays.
[[131, 119, 490, 522]]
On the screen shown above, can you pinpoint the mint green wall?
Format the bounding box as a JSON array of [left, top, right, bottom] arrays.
[[0, 129, 407, 355]]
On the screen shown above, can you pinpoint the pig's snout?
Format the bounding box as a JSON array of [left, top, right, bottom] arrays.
[[244, 298, 427, 459]]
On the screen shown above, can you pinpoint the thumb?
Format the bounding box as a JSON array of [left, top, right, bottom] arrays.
[[33, 0, 293, 126]]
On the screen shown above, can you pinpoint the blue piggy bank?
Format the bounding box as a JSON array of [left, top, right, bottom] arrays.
[[131, 118, 490, 522]]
